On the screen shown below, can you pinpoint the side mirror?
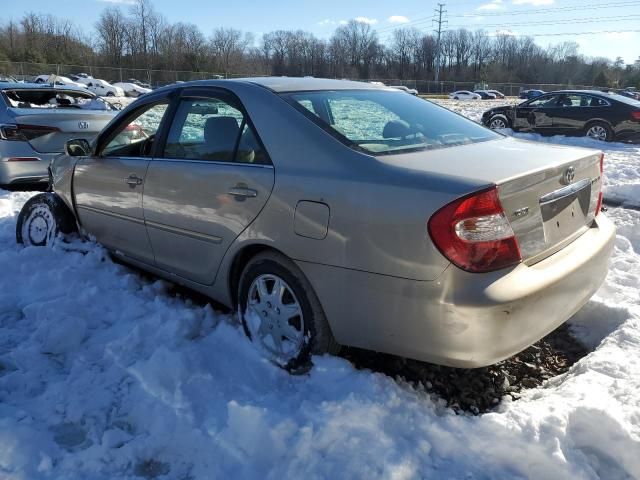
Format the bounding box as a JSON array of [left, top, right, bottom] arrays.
[[65, 138, 91, 157]]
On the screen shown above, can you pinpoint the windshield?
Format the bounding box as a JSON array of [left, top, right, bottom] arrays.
[[284, 90, 500, 155], [2, 88, 114, 111]]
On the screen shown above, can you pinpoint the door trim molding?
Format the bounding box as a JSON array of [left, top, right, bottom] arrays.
[[145, 219, 223, 244], [78, 205, 223, 245]]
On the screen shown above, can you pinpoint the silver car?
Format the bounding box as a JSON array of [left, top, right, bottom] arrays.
[[16, 78, 615, 371], [0, 82, 117, 186]]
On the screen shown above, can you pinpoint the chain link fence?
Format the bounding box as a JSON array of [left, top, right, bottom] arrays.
[[1, 61, 597, 95]]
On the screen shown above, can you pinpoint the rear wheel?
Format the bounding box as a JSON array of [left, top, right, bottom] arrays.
[[16, 193, 77, 246], [106, 91, 115, 97], [489, 115, 510, 130], [584, 121, 613, 142], [238, 251, 340, 372]]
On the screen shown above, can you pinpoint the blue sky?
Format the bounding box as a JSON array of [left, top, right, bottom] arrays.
[[3, 0, 639, 63]]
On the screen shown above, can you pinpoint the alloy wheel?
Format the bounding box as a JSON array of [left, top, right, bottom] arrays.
[[586, 125, 608, 141], [489, 117, 507, 129], [245, 274, 305, 363]]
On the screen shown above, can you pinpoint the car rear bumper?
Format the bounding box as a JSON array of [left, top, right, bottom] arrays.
[[0, 142, 54, 185], [298, 214, 615, 368]]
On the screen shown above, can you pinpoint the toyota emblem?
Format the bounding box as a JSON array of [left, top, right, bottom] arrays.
[[78, 121, 89, 130], [563, 166, 576, 185]]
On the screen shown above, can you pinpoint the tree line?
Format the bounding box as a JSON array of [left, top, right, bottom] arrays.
[[1, 0, 639, 88]]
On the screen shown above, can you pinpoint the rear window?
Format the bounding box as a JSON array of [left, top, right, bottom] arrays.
[[1, 89, 114, 111], [284, 90, 499, 155], [606, 93, 640, 107]]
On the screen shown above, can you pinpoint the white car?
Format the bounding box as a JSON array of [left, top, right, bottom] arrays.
[[389, 85, 419, 96], [449, 90, 481, 100], [77, 78, 125, 97], [34, 75, 87, 89], [112, 82, 152, 98]]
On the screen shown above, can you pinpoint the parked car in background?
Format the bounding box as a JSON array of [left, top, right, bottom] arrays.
[[125, 78, 152, 89], [16, 78, 614, 373], [519, 89, 545, 100], [0, 82, 117, 186], [0, 74, 18, 83], [113, 82, 152, 98], [474, 90, 498, 100], [389, 85, 419, 95], [34, 74, 87, 89], [482, 90, 640, 142], [486, 89, 506, 99], [70, 73, 93, 81], [449, 90, 481, 100], [77, 77, 125, 97]]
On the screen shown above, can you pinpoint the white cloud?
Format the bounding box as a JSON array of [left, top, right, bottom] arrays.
[[477, 0, 504, 11], [512, 0, 554, 5], [318, 19, 348, 26], [354, 16, 379, 25], [388, 15, 410, 24]]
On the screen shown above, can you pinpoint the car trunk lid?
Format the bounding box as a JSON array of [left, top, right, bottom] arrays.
[[382, 136, 603, 264], [7, 108, 115, 153]]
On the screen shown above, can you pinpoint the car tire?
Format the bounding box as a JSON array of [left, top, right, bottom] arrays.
[[454, 96, 459, 100], [238, 250, 340, 372], [584, 121, 613, 142], [106, 91, 115, 97], [488, 114, 510, 130], [16, 193, 77, 247]]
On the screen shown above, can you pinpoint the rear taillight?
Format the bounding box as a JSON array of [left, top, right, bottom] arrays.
[[631, 111, 640, 121], [596, 153, 604, 216], [0, 124, 60, 142], [428, 186, 522, 273]]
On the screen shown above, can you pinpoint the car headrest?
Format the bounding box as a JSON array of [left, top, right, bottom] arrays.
[[383, 119, 411, 139], [204, 116, 240, 149]]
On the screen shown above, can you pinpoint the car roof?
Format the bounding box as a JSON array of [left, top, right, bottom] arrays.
[[0, 82, 94, 94], [153, 77, 386, 94]]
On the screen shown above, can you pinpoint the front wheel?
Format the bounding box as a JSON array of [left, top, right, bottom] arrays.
[[16, 193, 77, 246], [238, 251, 340, 372], [584, 122, 613, 142], [106, 91, 115, 97], [488, 115, 510, 130]]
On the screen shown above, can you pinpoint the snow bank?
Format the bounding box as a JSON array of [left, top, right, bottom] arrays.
[[1, 101, 639, 479]]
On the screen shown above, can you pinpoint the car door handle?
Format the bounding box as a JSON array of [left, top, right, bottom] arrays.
[[228, 186, 257, 198], [125, 174, 143, 186]]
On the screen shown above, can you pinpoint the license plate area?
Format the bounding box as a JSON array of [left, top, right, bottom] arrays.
[[539, 178, 591, 245]]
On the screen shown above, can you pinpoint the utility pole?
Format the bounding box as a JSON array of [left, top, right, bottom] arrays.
[[433, 3, 447, 82]]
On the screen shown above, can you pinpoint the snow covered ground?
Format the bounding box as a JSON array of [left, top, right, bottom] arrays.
[[0, 101, 639, 479]]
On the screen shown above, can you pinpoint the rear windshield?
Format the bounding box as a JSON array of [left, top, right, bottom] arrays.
[[283, 90, 500, 155], [1, 88, 114, 111], [605, 93, 640, 107]]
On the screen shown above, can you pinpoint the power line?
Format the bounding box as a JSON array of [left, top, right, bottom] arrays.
[[448, 14, 640, 29], [374, 0, 640, 33]]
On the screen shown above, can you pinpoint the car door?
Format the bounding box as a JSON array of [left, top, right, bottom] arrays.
[[554, 94, 611, 132], [551, 94, 588, 132], [514, 94, 560, 131], [143, 87, 275, 284], [73, 96, 172, 263]]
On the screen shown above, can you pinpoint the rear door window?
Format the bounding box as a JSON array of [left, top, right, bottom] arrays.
[[162, 96, 269, 164]]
